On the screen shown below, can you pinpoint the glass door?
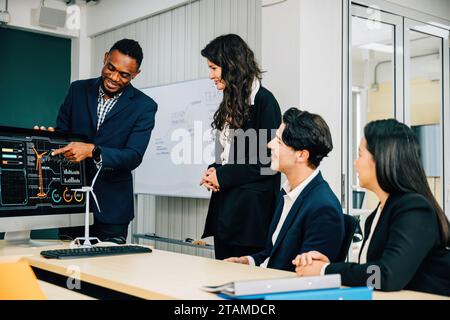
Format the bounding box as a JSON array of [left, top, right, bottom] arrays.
[[404, 19, 450, 214], [345, 4, 403, 215]]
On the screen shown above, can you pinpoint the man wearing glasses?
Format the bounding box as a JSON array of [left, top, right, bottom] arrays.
[[51, 39, 157, 243]]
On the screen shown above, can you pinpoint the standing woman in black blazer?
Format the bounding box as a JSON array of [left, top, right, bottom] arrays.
[[293, 119, 450, 296], [199, 34, 282, 260]]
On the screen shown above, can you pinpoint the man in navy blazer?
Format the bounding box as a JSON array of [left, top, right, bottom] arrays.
[[52, 39, 157, 242], [225, 108, 344, 271]]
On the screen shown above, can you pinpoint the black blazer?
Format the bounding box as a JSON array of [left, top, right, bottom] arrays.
[[202, 86, 282, 248], [326, 192, 450, 296], [252, 172, 344, 272], [56, 77, 157, 224]]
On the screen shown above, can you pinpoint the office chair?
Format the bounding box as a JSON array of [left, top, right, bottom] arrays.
[[335, 214, 359, 262]]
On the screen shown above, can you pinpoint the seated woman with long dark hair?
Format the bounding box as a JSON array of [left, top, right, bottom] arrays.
[[293, 119, 450, 296]]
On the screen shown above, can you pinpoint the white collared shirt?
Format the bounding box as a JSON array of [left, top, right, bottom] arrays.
[[94, 86, 122, 168], [248, 169, 320, 268], [359, 205, 383, 264], [97, 86, 122, 130], [249, 77, 260, 106], [218, 78, 261, 165], [219, 124, 232, 165]]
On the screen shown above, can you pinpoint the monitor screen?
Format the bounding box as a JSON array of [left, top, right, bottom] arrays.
[[0, 126, 88, 219]]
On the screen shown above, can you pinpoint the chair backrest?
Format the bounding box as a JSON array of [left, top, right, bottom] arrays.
[[335, 214, 359, 262]]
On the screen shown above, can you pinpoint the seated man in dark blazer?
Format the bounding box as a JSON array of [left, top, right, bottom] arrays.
[[225, 108, 344, 271]]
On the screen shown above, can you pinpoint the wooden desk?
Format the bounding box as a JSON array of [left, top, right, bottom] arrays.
[[25, 248, 295, 300], [0, 243, 61, 263], [38, 280, 94, 300], [0, 242, 94, 299], [23, 247, 450, 300], [2, 242, 448, 300]]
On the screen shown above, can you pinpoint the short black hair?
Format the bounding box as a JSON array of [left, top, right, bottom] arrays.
[[282, 108, 333, 168], [109, 38, 143, 68]]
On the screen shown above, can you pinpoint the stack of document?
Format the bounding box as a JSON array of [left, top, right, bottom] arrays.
[[218, 287, 373, 300], [202, 275, 340, 296], [201, 275, 372, 300]]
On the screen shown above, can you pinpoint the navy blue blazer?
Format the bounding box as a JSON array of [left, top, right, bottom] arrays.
[[56, 77, 157, 224], [251, 172, 345, 272]]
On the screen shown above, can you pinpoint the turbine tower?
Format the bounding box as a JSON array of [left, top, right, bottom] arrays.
[[71, 166, 102, 246]]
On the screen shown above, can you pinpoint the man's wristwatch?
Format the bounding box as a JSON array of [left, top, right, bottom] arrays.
[[92, 145, 102, 162]]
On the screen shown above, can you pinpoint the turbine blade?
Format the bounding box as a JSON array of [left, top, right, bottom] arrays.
[[90, 191, 101, 213], [91, 165, 102, 188]]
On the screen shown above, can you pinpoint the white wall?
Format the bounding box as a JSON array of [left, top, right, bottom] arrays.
[[86, 0, 192, 36], [78, 0, 207, 81], [261, 0, 300, 112], [71, 3, 91, 81], [0, 0, 78, 38], [298, 0, 343, 199], [262, 0, 343, 198], [0, 0, 92, 81]]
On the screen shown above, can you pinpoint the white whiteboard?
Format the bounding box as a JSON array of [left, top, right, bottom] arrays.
[[134, 78, 222, 198]]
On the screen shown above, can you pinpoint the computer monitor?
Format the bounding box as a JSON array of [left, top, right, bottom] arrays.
[[0, 126, 92, 246]]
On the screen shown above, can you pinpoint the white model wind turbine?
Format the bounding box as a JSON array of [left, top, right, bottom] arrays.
[[71, 166, 102, 247]]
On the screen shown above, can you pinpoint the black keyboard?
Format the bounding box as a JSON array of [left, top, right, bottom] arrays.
[[41, 245, 152, 259]]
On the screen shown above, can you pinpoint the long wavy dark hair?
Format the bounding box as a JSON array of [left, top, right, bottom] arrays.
[[201, 34, 262, 130], [364, 119, 450, 246]]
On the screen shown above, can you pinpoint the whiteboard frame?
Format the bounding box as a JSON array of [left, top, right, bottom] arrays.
[[133, 77, 219, 199]]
